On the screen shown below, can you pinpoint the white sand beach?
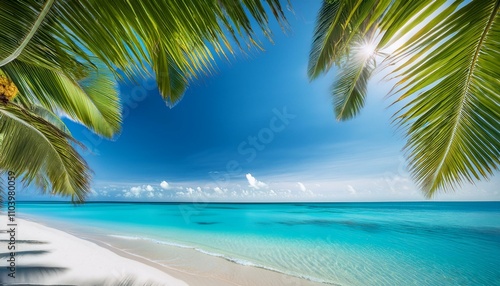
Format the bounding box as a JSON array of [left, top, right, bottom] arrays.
[[0, 217, 188, 285], [0, 216, 324, 286]]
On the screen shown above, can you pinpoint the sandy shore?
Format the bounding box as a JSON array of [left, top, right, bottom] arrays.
[[0, 216, 325, 286], [0, 217, 187, 285]]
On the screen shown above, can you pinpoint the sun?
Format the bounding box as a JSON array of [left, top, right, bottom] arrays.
[[360, 42, 376, 58]]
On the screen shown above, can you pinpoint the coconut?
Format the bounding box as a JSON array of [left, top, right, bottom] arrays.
[[0, 75, 18, 104]]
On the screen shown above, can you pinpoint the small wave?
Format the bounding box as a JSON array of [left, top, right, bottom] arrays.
[[108, 235, 141, 240], [107, 234, 338, 285], [108, 234, 193, 249]]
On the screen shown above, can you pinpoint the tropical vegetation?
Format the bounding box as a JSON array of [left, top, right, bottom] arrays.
[[1, 0, 498, 201], [0, 0, 287, 201], [308, 0, 499, 197]]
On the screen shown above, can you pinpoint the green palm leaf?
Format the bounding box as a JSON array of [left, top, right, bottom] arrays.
[[38, 0, 286, 104], [308, 0, 391, 79], [2, 60, 121, 138], [0, 0, 55, 67], [376, 0, 447, 49], [0, 103, 90, 201], [1, 0, 287, 110], [391, 0, 500, 196], [308, 0, 499, 196], [0, 0, 89, 79], [0, 0, 288, 202], [28, 105, 71, 136], [332, 39, 377, 121], [308, 0, 447, 83], [1, 0, 287, 103]]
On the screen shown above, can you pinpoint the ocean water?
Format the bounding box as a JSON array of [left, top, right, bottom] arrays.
[[16, 202, 500, 285]]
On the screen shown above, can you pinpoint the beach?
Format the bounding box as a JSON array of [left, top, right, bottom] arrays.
[[3, 0, 498, 285], [0, 216, 323, 286], [2, 202, 500, 285], [0, 217, 186, 286]]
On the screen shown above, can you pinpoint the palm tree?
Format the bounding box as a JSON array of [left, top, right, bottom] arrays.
[[0, 0, 288, 201], [308, 0, 499, 197]]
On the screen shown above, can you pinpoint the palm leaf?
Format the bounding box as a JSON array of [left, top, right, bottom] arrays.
[[43, 0, 287, 104], [28, 105, 71, 135], [0, 0, 288, 202], [308, 0, 499, 196], [307, 0, 448, 88], [2, 0, 287, 104], [332, 40, 377, 121], [0, 103, 90, 201], [2, 60, 121, 138], [0, 0, 56, 67], [391, 0, 500, 196], [308, 0, 391, 79], [0, 0, 89, 79], [376, 0, 447, 49]]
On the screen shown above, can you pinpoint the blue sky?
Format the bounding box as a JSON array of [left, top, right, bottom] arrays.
[[24, 1, 499, 202]]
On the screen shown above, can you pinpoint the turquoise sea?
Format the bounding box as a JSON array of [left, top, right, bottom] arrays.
[[17, 202, 500, 285]]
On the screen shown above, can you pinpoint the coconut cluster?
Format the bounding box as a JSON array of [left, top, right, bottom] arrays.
[[0, 75, 18, 104]]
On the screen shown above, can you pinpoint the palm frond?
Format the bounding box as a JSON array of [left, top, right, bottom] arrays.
[[308, 0, 499, 196], [0, 103, 90, 201], [28, 104, 71, 135], [332, 42, 377, 121], [0, 0, 55, 67], [391, 0, 500, 196], [308, 0, 391, 79], [2, 0, 287, 104], [2, 60, 121, 138], [376, 0, 447, 49], [44, 0, 286, 104], [0, 0, 89, 79], [0, 0, 288, 202]]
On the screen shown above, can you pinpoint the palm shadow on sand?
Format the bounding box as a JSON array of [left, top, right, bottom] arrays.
[[0, 240, 160, 286], [0, 239, 69, 285]]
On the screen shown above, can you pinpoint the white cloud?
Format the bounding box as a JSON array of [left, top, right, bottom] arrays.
[[127, 186, 142, 197], [124, 191, 137, 198], [213, 187, 224, 194], [347, 184, 357, 195], [160, 181, 170, 190], [298, 182, 314, 196], [186, 187, 194, 195], [298, 182, 306, 192], [123, 185, 156, 198], [246, 173, 268, 189], [93, 170, 499, 202]]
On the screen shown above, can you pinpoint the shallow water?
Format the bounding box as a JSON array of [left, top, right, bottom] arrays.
[[17, 202, 500, 285]]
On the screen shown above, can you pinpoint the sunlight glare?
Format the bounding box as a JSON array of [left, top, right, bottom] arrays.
[[360, 43, 376, 58]]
